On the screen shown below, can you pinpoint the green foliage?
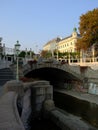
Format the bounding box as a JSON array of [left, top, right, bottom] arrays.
[[76, 8, 98, 50], [41, 50, 52, 58], [46, 51, 52, 58], [19, 51, 26, 57], [27, 51, 35, 56], [19, 50, 35, 58]]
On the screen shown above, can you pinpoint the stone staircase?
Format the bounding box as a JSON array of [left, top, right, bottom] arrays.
[[0, 68, 15, 86]]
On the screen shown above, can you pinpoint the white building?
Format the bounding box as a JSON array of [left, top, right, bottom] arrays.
[[43, 37, 61, 57]]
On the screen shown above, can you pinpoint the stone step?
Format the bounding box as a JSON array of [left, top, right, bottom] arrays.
[[0, 68, 15, 86]]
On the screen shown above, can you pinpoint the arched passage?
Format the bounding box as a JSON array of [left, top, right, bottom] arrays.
[[24, 67, 82, 88]]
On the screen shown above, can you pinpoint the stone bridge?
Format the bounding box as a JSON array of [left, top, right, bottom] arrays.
[[23, 62, 98, 89]]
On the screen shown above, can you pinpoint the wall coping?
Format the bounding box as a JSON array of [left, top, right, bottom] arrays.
[[0, 92, 25, 130]]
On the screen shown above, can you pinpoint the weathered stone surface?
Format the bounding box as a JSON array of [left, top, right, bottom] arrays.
[[21, 89, 31, 130], [23, 82, 34, 90], [23, 80, 50, 90], [0, 80, 54, 129], [50, 109, 97, 130], [23, 63, 83, 81], [0, 92, 25, 130], [43, 99, 55, 111], [3, 80, 24, 97], [31, 80, 50, 86]]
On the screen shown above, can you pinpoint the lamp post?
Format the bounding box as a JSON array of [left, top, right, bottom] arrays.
[[15, 40, 21, 81]]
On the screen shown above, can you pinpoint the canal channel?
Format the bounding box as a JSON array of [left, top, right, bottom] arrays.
[[53, 91, 98, 129], [30, 90, 98, 130], [30, 118, 61, 130]]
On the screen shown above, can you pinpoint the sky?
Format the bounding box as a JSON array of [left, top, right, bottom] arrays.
[[0, 0, 98, 53]]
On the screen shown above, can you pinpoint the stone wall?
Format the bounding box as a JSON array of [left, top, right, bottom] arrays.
[[48, 109, 97, 130]]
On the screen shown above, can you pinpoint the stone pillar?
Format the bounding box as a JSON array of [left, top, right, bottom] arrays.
[[30, 80, 53, 119], [25, 48, 28, 63]]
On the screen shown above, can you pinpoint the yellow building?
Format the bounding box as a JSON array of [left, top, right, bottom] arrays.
[[43, 28, 81, 54], [57, 28, 81, 53]]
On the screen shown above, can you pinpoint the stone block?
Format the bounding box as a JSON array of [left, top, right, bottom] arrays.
[[95, 86, 98, 95], [36, 103, 42, 111], [88, 83, 96, 94], [46, 94, 53, 100], [3, 80, 24, 97], [45, 85, 53, 94], [35, 87, 46, 95], [35, 95, 45, 104]]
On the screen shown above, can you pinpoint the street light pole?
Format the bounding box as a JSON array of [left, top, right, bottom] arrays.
[[15, 40, 21, 81]]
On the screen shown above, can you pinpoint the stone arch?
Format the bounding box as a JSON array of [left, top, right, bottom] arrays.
[[23, 63, 83, 88]]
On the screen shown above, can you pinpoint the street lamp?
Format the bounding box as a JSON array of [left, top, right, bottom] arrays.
[[14, 40, 21, 81]]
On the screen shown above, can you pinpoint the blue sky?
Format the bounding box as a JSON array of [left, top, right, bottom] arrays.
[[0, 0, 98, 53]]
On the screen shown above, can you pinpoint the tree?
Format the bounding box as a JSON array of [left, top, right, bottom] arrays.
[[40, 50, 52, 58], [76, 8, 98, 51], [19, 51, 26, 58], [19, 50, 35, 58]]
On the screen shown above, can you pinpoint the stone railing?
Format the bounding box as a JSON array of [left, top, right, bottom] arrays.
[[0, 91, 25, 130]]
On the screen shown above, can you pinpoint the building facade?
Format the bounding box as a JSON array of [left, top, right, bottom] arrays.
[[43, 28, 81, 54], [43, 37, 61, 57]]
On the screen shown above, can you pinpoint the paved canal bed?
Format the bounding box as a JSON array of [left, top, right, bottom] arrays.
[[53, 89, 98, 129]]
